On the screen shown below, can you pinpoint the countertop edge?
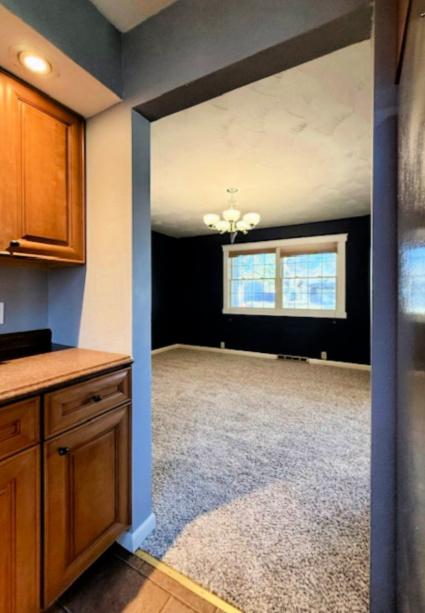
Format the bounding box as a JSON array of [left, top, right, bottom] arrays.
[[0, 354, 133, 405]]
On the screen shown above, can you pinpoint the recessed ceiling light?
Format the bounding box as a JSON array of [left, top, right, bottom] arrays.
[[18, 51, 52, 75]]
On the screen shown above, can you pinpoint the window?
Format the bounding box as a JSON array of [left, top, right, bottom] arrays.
[[230, 252, 276, 309], [401, 244, 425, 318], [223, 234, 347, 318], [282, 252, 337, 311]]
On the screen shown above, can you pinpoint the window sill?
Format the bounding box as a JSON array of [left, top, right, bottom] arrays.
[[222, 307, 347, 319]]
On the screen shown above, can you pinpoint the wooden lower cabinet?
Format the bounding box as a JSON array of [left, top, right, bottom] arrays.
[[43, 404, 130, 607], [0, 446, 40, 613]]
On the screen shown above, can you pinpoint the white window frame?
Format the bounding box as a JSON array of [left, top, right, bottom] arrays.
[[222, 233, 347, 318]]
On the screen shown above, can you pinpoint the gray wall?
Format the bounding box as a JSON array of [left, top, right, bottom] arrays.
[[47, 267, 86, 347], [4, 0, 370, 104], [124, 0, 371, 104], [370, 0, 398, 611], [2, 0, 122, 95], [0, 266, 48, 333], [125, 110, 153, 543]]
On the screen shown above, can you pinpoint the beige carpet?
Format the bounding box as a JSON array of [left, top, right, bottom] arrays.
[[144, 349, 370, 613]]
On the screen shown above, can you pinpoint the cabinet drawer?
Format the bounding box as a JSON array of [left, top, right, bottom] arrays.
[[44, 368, 130, 437], [0, 397, 40, 460]]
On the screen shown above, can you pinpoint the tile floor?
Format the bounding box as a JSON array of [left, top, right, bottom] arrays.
[[48, 545, 225, 613]]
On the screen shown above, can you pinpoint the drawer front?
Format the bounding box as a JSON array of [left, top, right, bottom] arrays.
[[44, 368, 130, 438], [0, 397, 40, 460]]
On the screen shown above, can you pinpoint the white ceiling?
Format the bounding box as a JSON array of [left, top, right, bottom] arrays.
[[89, 0, 178, 32], [151, 40, 372, 238], [0, 6, 120, 117]]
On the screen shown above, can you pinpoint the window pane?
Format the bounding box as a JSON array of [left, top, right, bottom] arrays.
[[307, 253, 324, 277], [321, 290, 337, 309], [401, 245, 425, 316], [322, 253, 337, 276], [230, 279, 275, 308], [283, 257, 296, 278], [232, 253, 276, 280], [230, 252, 276, 308], [282, 252, 337, 311]]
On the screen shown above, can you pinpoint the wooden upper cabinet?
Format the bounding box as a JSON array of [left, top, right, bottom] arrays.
[[0, 71, 85, 263]]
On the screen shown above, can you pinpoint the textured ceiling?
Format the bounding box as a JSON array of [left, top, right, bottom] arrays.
[[89, 0, 177, 31], [151, 40, 372, 238]]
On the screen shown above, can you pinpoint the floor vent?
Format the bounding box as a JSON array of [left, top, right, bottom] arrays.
[[277, 354, 308, 362]]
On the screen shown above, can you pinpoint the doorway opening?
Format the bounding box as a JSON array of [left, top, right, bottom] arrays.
[[146, 39, 372, 613]]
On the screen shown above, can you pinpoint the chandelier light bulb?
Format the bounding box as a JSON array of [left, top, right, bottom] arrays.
[[215, 219, 231, 233], [222, 207, 241, 222], [242, 212, 261, 227], [203, 213, 220, 227], [236, 220, 249, 232]]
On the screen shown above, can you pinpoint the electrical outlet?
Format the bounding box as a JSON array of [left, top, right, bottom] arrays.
[[220, 341, 225, 349], [320, 351, 327, 360], [0, 303, 4, 325]]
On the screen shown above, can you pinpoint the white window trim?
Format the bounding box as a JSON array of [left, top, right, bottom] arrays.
[[222, 233, 347, 318]]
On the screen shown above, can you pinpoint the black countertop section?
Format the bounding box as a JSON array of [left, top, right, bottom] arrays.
[[0, 329, 72, 362]]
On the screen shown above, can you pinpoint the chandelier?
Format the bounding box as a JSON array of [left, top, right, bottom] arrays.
[[203, 188, 261, 243]]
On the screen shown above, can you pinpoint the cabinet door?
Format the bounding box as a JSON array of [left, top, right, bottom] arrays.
[[0, 447, 40, 613], [0, 71, 85, 263], [44, 405, 130, 606]]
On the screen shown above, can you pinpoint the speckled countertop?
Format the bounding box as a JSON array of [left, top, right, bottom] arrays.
[[0, 348, 132, 404]]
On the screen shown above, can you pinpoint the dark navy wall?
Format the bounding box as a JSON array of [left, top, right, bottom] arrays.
[[152, 216, 371, 363], [151, 232, 179, 350]]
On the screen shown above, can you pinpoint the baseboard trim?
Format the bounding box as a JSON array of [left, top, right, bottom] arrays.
[[117, 513, 156, 553], [178, 343, 277, 360], [152, 344, 180, 355], [151, 343, 371, 370], [308, 358, 371, 371]]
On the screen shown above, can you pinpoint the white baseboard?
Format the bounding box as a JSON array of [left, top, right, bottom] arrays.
[[152, 344, 180, 355], [151, 343, 371, 370], [178, 344, 277, 360], [117, 512, 156, 553], [308, 358, 370, 371], [151, 343, 276, 359]]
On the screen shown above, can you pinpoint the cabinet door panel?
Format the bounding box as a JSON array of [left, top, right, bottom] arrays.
[[44, 405, 130, 606], [0, 447, 40, 613], [0, 397, 40, 461], [0, 74, 19, 251], [21, 102, 68, 243], [0, 71, 85, 263], [71, 429, 117, 557]]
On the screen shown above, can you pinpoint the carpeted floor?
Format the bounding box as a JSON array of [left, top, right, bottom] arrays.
[[143, 349, 370, 613]]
